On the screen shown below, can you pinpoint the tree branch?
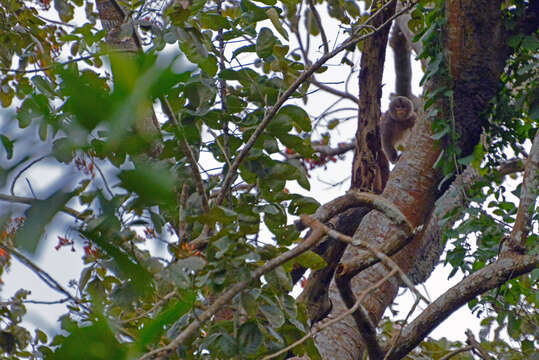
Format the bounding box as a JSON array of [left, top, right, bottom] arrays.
[[506, 130, 538, 251], [138, 214, 328, 359], [0, 244, 89, 312], [0, 193, 84, 220], [385, 254, 537, 360]]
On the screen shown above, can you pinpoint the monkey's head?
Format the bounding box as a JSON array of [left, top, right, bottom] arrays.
[[389, 96, 414, 121]]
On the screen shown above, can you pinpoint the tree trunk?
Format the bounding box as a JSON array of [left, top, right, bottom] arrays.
[[311, 1, 508, 358]]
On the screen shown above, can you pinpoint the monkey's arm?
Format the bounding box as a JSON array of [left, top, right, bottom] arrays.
[[380, 113, 400, 163]]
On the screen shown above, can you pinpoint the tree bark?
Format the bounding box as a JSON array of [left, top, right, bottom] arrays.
[[311, 1, 510, 358]]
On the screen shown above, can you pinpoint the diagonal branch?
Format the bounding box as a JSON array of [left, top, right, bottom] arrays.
[[385, 254, 537, 360]]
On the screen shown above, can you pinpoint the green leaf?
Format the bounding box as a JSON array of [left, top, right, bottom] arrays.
[[14, 191, 72, 253], [138, 292, 195, 348], [232, 44, 257, 59], [31, 75, 56, 98], [54, 0, 74, 22], [256, 27, 276, 58], [50, 318, 127, 360], [259, 297, 285, 328], [0, 134, 13, 160], [294, 251, 327, 270], [266, 8, 288, 40], [266, 266, 292, 291], [118, 160, 177, 206], [200, 13, 231, 30], [276, 105, 311, 132], [238, 321, 263, 355], [288, 196, 320, 215]]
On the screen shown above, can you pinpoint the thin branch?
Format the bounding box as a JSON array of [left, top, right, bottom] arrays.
[[160, 97, 210, 215], [214, 1, 418, 208], [465, 329, 493, 360], [506, 130, 538, 251], [206, 128, 232, 168], [0, 193, 84, 220], [347, 190, 414, 231], [304, 215, 428, 304], [36, 14, 76, 28], [438, 345, 474, 360], [0, 244, 90, 312], [92, 158, 114, 198], [337, 275, 384, 359], [263, 269, 398, 360], [286, 141, 355, 160], [307, 0, 329, 54], [10, 155, 48, 196], [119, 291, 176, 324], [310, 79, 359, 103], [138, 214, 328, 360]]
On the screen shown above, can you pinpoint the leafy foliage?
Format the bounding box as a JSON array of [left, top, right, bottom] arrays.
[[0, 0, 536, 359]]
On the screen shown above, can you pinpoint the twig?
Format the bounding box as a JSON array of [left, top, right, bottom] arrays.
[[465, 330, 493, 360], [506, 130, 538, 251], [384, 297, 420, 360], [307, 0, 329, 54], [310, 79, 359, 103], [0, 244, 90, 312], [119, 291, 176, 324], [385, 254, 536, 360], [160, 97, 210, 215], [0, 193, 84, 220], [304, 215, 428, 303], [346, 190, 414, 231], [206, 128, 232, 168], [263, 269, 398, 360], [438, 345, 474, 360], [91, 158, 114, 197], [10, 155, 48, 196]]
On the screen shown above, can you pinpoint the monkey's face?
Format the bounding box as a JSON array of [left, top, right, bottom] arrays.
[[390, 97, 413, 121], [395, 106, 408, 120]]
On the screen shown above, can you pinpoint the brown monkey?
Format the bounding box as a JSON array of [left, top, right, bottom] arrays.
[[380, 96, 416, 163]]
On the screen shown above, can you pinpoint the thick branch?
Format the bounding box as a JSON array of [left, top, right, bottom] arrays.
[[385, 254, 537, 360]]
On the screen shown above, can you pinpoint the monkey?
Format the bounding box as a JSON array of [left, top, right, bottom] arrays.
[[380, 96, 416, 163]]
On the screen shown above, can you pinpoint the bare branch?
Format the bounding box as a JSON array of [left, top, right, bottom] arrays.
[[506, 130, 538, 251], [438, 345, 474, 360], [465, 329, 493, 360], [385, 254, 537, 360], [0, 244, 89, 312], [161, 98, 211, 215], [306, 0, 329, 54], [310, 79, 359, 103], [0, 193, 84, 220]]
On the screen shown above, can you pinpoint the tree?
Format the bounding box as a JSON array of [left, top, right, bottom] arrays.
[[0, 0, 537, 359]]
